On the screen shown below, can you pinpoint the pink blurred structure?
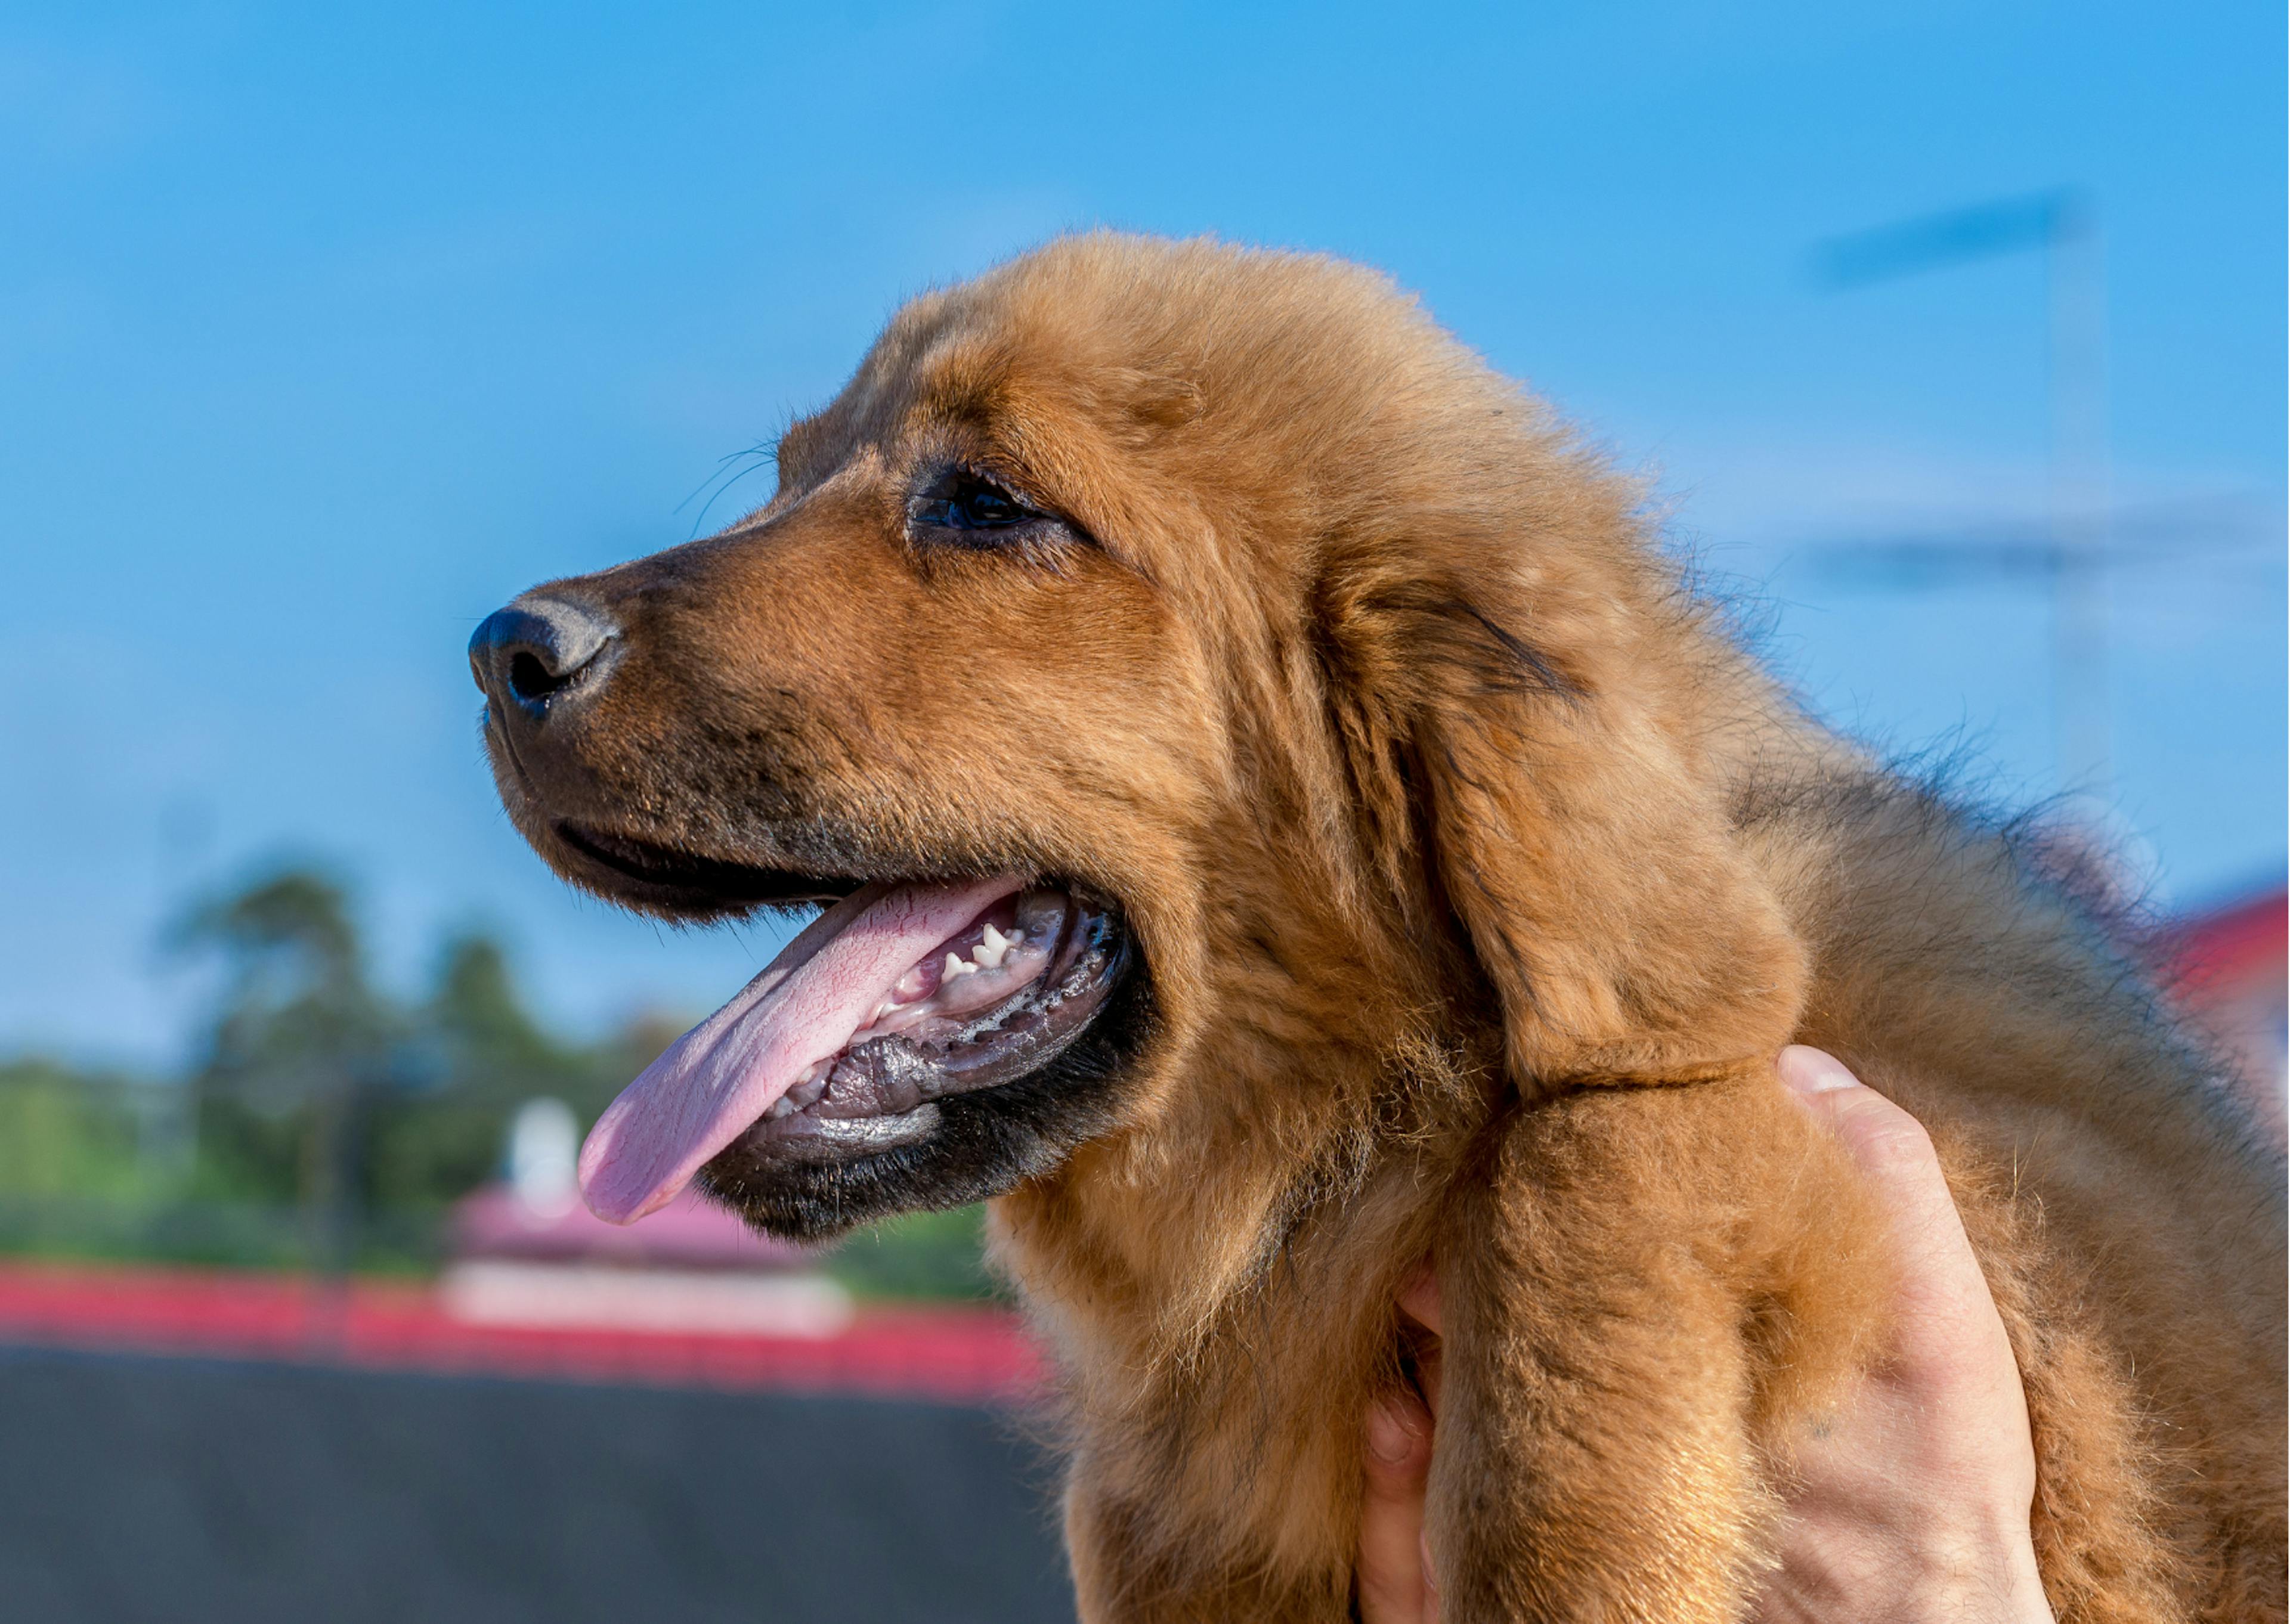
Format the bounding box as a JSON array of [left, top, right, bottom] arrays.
[[452, 1183, 813, 1269], [437, 1097, 862, 1338], [444, 1184, 855, 1338]]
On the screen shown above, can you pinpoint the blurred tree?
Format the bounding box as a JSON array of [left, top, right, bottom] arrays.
[[366, 931, 594, 1214], [433, 934, 561, 1078], [170, 866, 396, 1272], [172, 869, 391, 1104]]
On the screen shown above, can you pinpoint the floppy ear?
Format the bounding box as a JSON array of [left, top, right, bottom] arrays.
[[1325, 559, 1808, 1092]]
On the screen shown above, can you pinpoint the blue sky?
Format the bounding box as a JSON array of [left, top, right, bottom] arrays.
[[3, 1, 2282, 1067]]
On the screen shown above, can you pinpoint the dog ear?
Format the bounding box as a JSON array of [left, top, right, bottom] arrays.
[[1324, 557, 1808, 1092]]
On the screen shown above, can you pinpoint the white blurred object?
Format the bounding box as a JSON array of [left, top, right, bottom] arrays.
[[507, 1098, 581, 1221], [440, 1260, 855, 1338]]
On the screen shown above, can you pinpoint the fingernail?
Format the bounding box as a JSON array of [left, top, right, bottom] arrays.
[[1778, 1045, 1859, 1095]]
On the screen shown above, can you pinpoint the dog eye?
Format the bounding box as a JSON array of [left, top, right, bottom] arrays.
[[911, 470, 1040, 536]]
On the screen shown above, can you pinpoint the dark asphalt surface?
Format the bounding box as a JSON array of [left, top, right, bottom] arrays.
[[0, 1345, 1074, 1623]]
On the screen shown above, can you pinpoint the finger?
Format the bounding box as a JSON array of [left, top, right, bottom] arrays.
[[1777, 1046, 2020, 1381], [1360, 1389, 1435, 1624]]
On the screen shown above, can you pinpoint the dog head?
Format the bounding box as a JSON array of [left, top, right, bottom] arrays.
[[470, 234, 1806, 1242]]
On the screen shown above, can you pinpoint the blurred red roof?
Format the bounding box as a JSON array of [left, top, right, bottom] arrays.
[[2157, 887, 2288, 1007], [2155, 884, 2287, 1143]]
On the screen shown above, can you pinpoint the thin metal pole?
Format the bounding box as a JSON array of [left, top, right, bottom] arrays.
[[1814, 191, 2118, 810], [2046, 196, 2112, 805]]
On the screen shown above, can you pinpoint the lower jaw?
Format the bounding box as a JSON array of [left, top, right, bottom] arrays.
[[735, 1105, 947, 1162]]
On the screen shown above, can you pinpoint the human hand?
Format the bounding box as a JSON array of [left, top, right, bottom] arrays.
[[1356, 1046, 2054, 1624]]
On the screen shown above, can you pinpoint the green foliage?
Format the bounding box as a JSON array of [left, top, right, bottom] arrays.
[[0, 1058, 315, 1269], [0, 1059, 152, 1201], [827, 1206, 999, 1302]]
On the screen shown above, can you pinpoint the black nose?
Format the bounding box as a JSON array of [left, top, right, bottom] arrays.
[[468, 596, 618, 719]]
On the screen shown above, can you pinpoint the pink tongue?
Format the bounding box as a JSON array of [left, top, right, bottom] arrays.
[[577, 874, 1025, 1223]]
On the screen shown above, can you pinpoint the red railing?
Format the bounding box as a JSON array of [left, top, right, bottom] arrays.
[[0, 1258, 1045, 1405]]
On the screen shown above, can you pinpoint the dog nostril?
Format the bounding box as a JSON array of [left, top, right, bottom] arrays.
[[507, 650, 571, 705], [469, 596, 618, 717]]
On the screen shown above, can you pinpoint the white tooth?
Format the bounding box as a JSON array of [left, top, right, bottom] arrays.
[[943, 952, 974, 980], [975, 926, 1010, 970], [982, 923, 1011, 954]]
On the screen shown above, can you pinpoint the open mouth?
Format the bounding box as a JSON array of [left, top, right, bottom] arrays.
[[574, 867, 1130, 1224]]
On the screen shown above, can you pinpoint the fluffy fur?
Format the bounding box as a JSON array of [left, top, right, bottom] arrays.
[[484, 234, 2286, 1621]]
